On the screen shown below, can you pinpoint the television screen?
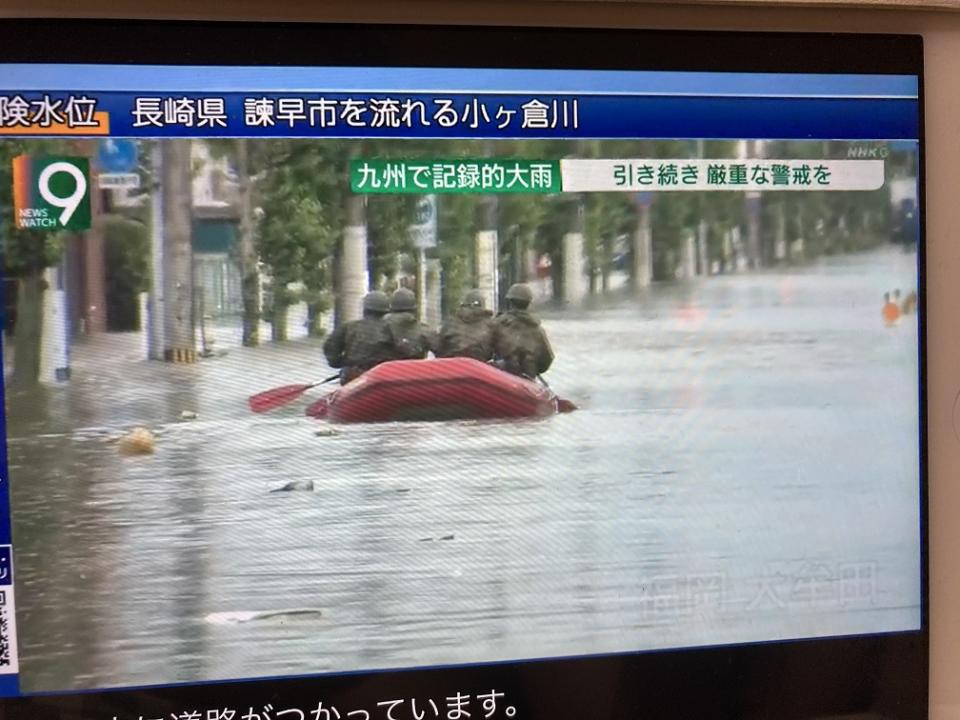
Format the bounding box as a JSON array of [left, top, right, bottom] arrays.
[[0, 21, 926, 720]]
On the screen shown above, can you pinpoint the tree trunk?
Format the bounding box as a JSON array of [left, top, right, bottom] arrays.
[[11, 272, 45, 387], [271, 288, 289, 342], [162, 139, 195, 362], [236, 139, 260, 347], [601, 234, 612, 292], [306, 302, 324, 337]]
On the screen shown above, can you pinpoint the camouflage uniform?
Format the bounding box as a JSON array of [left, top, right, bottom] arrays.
[[323, 292, 393, 384], [491, 284, 554, 379], [438, 290, 495, 362], [384, 288, 437, 360], [385, 312, 438, 360], [492, 309, 554, 379]]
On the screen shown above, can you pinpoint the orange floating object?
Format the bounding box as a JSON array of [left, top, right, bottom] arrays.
[[882, 294, 902, 326]]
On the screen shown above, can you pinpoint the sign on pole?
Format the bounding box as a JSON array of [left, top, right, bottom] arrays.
[[97, 139, 139, 173], [12, 155, 91, 232], [98, 173, 141, 190], [409, 195, 438, 249]]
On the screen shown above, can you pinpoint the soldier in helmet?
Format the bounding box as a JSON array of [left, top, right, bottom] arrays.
[[323, 290, 394, 384], [437, 289, 495, 362], [385, 287, 437, 360], [492, 283, 554, 379]]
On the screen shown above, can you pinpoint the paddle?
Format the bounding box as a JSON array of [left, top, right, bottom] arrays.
[[248, 374, 340, 413], [536, 374, 578, 413]]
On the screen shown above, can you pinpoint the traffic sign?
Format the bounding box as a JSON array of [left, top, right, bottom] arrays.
[[409, 195, 437, 248], [97, 139, 138, 174]]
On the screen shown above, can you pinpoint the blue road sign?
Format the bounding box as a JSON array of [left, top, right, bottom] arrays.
[[97, 139, 138, 174], [635, 191, 655, 208]]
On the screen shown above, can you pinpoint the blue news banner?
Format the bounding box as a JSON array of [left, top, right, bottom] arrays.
[[0, 91, 920, 140]]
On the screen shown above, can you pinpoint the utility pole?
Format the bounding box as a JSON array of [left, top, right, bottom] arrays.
[[340, 144, 368, 326], [161, 139, 196, 363], [563, 192, 587, 303], [476, 195, 499, 313], [475, 141, 499, 313], [632, 139, 654, 290], [148, 142, 165, 360]]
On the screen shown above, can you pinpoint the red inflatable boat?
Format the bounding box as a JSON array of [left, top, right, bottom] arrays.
[[305, 357, 572, 423]]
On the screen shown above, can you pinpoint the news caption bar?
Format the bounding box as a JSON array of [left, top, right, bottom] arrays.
[[0, 92, 919, 140], [350, 159, 885, 193]]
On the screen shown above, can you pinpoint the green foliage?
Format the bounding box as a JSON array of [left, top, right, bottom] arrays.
[[435, 193, 478, 310], [210, 135, 911, 320], [103, 214, 149, 331], [368, 193, 417, 285], [256, 141, 343, 310]]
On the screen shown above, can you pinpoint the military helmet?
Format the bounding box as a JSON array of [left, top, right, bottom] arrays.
[[461, 289, 485, 308], [390, 287, 417, 312], [363, 291, 390, 315], [505, 283, 533, 304]]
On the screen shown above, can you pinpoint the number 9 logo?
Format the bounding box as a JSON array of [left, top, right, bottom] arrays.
[[38, 161, 88, 226]]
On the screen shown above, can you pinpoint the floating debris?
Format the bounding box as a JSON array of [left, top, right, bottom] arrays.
[[882, 292, 901, 327], [270, 480, 315, 493], [117, 427, 155, 456], [314, 429, 339, 438], [179, 410, 199, 421], [205, 608, 323, 625]]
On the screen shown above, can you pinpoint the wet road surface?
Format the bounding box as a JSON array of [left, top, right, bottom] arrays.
[[4, 247, 921, 692]]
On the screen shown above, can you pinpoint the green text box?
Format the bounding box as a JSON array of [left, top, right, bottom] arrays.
[[351, 159, 561, 194]]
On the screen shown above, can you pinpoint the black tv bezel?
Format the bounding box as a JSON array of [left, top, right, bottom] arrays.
[[0, 19, 927, 720]]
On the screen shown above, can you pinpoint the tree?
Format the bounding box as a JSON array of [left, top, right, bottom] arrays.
[[498, 191, 545, 291], [103, 215, 149, 331], [367, 192, 416, 289], [0, 139, 68, 386], [436, 193, 478, 313], [256, 142, 338, 341], [584, 190, 634, 292]]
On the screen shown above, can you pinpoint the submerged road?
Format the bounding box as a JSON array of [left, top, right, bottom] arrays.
[[5, 247, 921, 692]]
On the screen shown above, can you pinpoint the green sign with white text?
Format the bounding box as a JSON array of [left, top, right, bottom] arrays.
[[351, 159, 561, 194]]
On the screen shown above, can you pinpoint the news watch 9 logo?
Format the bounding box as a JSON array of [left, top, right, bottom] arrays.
[[12, 155, 91, 232]]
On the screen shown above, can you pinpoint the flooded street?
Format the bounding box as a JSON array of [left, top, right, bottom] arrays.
[[4, 247, 921, 693]]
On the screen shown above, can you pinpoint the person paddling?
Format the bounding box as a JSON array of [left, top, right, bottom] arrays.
[[491, 283, 554, 379], [323, 291, 393, 385]]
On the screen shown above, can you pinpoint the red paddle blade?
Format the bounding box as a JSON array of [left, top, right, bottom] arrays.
[[248, 384, 313, 413], [556, 398, 578, 413]]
